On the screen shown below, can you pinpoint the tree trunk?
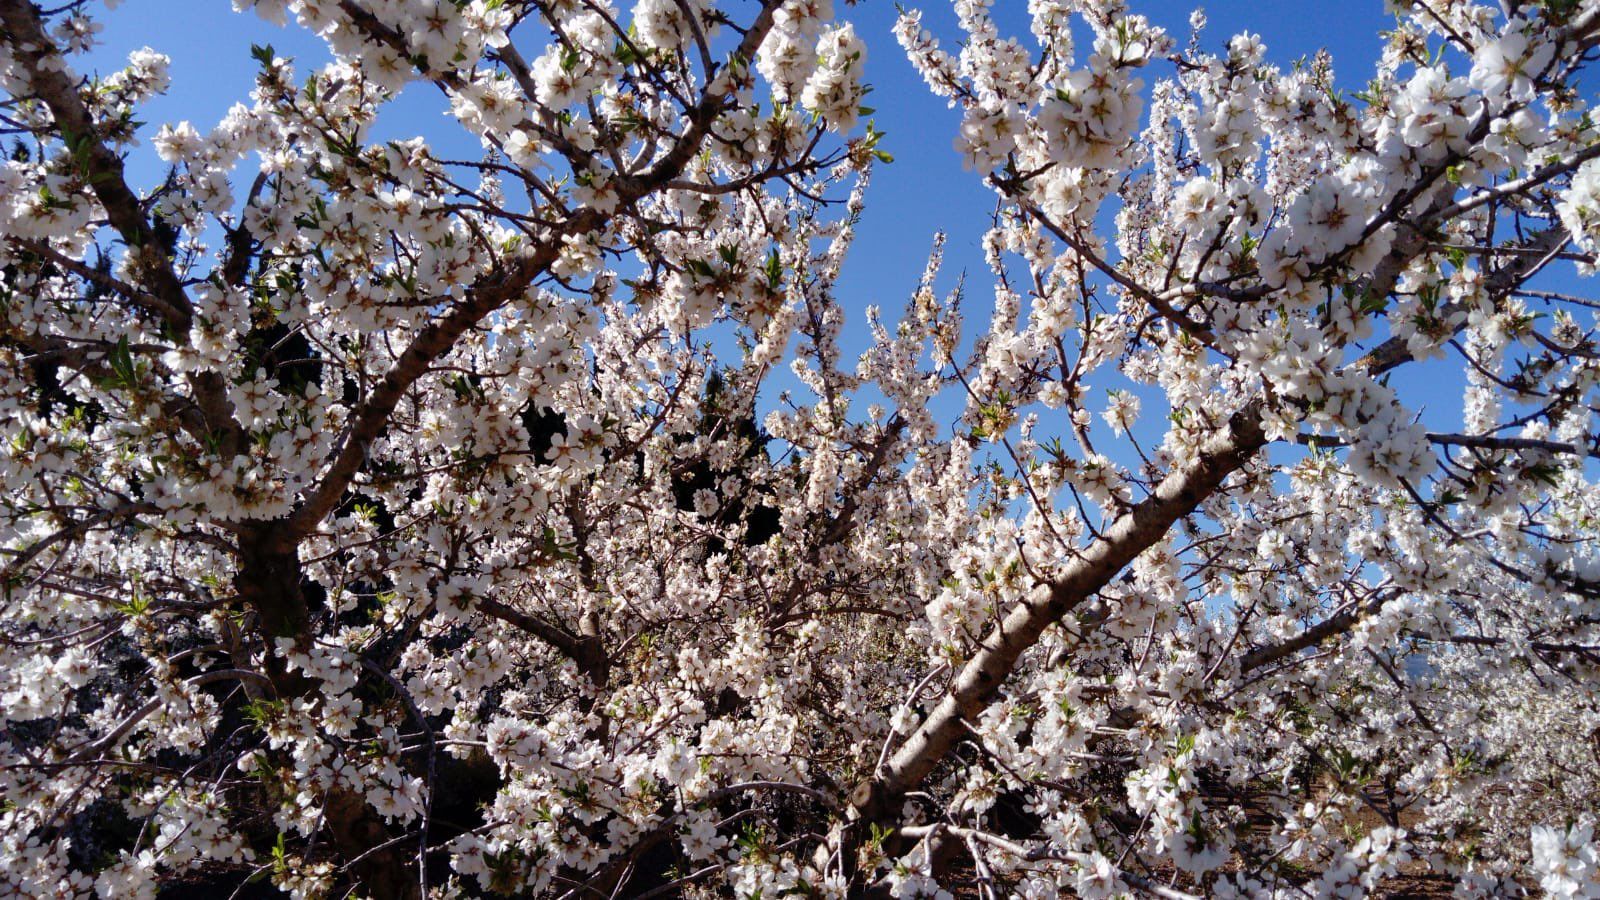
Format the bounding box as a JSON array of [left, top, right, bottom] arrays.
[[235, 525, 422, 900]]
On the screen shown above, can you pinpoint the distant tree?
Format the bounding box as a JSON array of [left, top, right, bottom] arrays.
[[3, 0, 1600, 897]]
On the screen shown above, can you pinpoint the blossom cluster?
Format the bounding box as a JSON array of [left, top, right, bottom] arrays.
[[2, 0, 1600, 897]]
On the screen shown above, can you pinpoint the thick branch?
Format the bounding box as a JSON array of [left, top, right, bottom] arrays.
[[0, 0, 243, 453], [840, 404, 1268, 836], [475, 595, 589, 665], [282, 243, 577, 537], [0, 2, 191, 330], [1240, 591, 1394, 673], [1353, 225, 1569, 375], [284, 2, 788, 539]]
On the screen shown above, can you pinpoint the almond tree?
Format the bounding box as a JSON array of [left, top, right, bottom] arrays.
[[2, 0, 1599, 898]]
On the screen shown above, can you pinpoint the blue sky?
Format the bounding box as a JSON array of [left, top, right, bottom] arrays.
[[81, 0, 1388, 326], [84, 0, 1561, 461]]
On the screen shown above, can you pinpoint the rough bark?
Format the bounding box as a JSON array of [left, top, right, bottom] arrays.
[[829, 404, 1269, 874], [235, 526, 422, 900]]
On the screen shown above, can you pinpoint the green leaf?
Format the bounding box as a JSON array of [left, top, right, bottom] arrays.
[[764, 249, 782, 290], [108, 336, 137, 389], [115, 591, 151, 617]]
